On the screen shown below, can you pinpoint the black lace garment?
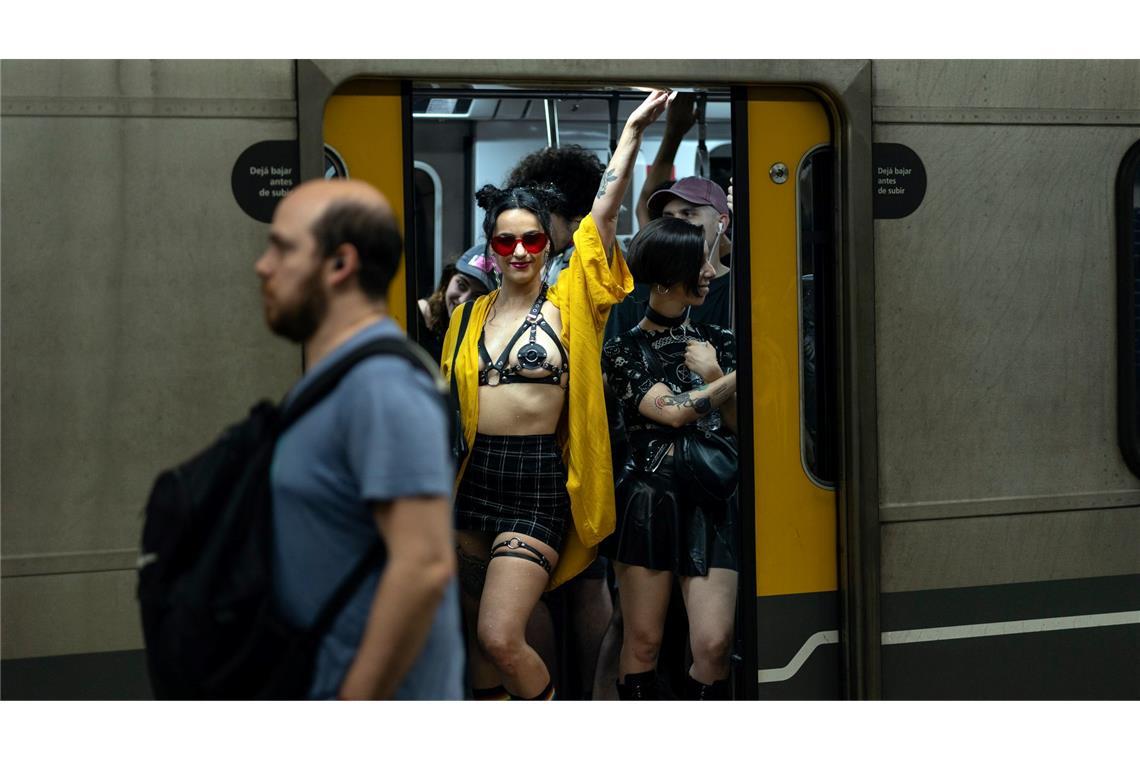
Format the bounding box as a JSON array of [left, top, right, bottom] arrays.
[[602, 322, 736, 465]]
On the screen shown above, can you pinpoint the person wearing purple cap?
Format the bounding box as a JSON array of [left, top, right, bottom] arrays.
[[635, 92, 733, 271], [648, 177, 732, 270], [604, 176, 734, 353]]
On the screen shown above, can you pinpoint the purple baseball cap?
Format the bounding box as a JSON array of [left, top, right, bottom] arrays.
[[647, 176, 731, 219]]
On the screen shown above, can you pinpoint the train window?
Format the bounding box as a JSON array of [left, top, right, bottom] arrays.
[[1117, 140, 1140, 478], [413, 161, 444, 287], [798, 145, 838, 486], [413, 96, 474, 117], [709, 143, 733, 197]]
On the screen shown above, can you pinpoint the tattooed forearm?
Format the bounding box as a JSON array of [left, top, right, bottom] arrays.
[[654, 392, 713, 415], [706, 383, 735, 406], [596, 169, 618, 199], [653, 376, 736, 418]]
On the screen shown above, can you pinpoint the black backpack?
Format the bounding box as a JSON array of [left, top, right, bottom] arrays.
[[137, 335, 447, 699]]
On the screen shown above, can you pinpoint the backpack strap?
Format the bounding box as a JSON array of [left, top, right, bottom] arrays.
[[307, 541, 384, 639], [447, 303, 474, 461], [278, 335, 446, 434], [274, 333, 449, 639], [449, 301, 473, 408]]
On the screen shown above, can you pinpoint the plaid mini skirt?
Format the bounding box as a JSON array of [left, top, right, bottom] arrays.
[[455, 433, 570, 549]]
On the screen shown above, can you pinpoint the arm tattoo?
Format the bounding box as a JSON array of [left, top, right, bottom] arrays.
[[709, 383, 734, 405], [654, 391, 713, 415], [596, 169, 617, 199]]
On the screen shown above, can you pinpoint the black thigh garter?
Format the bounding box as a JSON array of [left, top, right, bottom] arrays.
[[490, 537, 553, 575]]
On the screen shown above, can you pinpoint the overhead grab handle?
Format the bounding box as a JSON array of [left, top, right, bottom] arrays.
[[696, 92, 709, 178], [608, 93, 620, 157], [544, 99, 560, 149]]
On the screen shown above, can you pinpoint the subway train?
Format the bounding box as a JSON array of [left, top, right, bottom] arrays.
[[2, 59, 1137, 699]]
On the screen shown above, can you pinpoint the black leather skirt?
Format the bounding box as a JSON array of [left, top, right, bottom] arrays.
[[600, 457, 738, 576]]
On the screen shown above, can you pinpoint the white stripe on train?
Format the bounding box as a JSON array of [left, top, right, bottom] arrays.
[[757, 610, 1140, 683]]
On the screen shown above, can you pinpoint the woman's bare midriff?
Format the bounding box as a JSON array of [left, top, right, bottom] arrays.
[[477, 383, 566, 435], [475, 297, 566, 435]]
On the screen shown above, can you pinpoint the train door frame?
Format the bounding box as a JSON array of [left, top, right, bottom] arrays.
[[294, 59, 883, 698]]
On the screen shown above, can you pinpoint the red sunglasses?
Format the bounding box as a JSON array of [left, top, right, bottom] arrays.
[[490, 231, 548, 256]]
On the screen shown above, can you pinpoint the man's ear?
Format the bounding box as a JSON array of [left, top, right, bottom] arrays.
[[328, 243, 359, 284]]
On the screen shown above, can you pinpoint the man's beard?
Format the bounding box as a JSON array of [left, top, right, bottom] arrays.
[[267, 266, 328, 343]]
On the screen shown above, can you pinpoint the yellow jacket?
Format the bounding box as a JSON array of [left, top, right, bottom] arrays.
[[440, 214, 633, 589]]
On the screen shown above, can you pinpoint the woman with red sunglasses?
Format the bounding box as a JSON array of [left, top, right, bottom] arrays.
[[441, 89, 674, 700]]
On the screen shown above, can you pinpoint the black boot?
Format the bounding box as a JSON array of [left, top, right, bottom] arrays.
[[684, 673, 730, 700], [506, 681, 555, 700], [616, 670, 661, 700]]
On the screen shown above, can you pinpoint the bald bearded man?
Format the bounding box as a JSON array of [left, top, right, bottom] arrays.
[[255, 179, 464, 699]]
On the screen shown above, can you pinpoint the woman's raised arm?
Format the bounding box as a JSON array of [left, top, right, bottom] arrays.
[[592, 89, 673, 259]]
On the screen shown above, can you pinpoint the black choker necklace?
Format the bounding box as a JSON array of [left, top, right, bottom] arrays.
[[645, 305, 689, 328]]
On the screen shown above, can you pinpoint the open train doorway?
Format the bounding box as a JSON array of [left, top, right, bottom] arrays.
[[319, 79, 840, 699]]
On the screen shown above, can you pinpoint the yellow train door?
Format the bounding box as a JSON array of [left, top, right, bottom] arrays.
[[734, 88, 841, 698], [321, 80, 412, 331]]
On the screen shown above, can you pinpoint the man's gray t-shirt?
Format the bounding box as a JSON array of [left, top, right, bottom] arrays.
[[271, 318, 464, 699]]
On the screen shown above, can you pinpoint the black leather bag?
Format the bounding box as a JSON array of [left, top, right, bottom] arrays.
[[676, 427, 738, 502], [449, 302, 474, 463], [629, 326, 738, 503]]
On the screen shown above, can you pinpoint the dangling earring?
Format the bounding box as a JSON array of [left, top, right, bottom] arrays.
[[540, 250, 552, 283], [656, 284, 670, 295]]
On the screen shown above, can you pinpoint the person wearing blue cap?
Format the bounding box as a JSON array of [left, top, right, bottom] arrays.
[[415, 246, 495, 363]]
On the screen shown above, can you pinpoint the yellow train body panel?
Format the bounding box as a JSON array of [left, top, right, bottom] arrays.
[[747, 91, 836, 597], [323, 83, 408, 330]]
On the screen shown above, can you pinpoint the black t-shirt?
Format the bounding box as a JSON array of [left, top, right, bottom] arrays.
[[602, 322, 737, 458], [604, 272, 733, 343]]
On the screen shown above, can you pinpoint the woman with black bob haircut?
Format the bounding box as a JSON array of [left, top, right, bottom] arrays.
[[601, 214, 740, 699], [441, 89, 673, 700]]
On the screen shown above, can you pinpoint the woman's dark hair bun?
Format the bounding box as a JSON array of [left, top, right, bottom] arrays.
[[475, 184, 505, 210], [476, 183, 558, 248]]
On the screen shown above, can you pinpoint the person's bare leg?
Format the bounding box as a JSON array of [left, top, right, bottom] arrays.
[[679, 568, 738, 685], [612, 562, 673, 679], [525, 598, 559, 689], [591, 588, 623, 700], [569, 573, 612, 698], [455, 530, 501, 693], [477, 531, 560, 698]]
